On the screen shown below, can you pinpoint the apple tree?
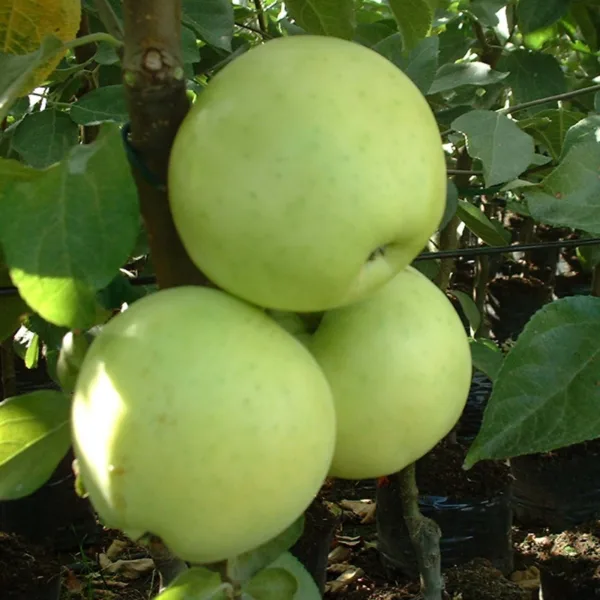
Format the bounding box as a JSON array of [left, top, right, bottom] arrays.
[[1, 1, 600, 600]]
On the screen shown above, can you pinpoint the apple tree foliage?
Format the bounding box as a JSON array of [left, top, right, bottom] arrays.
[[1, 0, 600, 596]]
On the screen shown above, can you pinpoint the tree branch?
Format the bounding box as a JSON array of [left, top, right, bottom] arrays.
[[121, 0, 211, 290]]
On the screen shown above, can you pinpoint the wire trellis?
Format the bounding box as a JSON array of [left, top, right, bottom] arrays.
[[1, 237, 599, 296]]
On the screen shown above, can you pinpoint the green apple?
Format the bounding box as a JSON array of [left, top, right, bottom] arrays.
[[266, 309, 313, 348], [71, 286, 336, 564], [309, 267, 472, 480], [168, 35, 446, 313]]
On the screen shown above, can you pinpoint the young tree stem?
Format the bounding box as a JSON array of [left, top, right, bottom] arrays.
[[397, 465, 443, 600], [121, 0, 212, 290]]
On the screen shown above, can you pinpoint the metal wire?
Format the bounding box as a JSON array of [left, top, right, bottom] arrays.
[[413, 236, 600, 261], [1, 237, 599, 297]]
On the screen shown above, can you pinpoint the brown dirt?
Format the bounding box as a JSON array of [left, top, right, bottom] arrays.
[[0, 526, 160, 600], [514, 520, 600, 599], [3, 478, 600, 599], [415, 438, 511, 499], [444, 558, 529, 600]]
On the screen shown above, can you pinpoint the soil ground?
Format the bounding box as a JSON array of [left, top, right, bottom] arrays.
[[2, 475, 599, 600]]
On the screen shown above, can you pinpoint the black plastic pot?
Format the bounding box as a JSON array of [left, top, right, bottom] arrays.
[[376, 481, 514, 578], [510, 446, 600, 531]]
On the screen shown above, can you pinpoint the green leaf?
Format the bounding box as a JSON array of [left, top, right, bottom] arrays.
[[522, 24, 560, 50], [25, 314, 70, 353], [0, 390, 72, 500], [576, 236, 600, 271], [24, 331, 39, 369], [439, 179, 458, 230], [499, 50, 567, 115], [155, 567, 228, 600], [456, 200, 511, 246], [450, 290, 481, 332], [12, 326, 35, 361], [517, 0, 571, 33], [465, 296, 600, 467], [524, 140, 600, 235], [0, 125, 140, 329], [560, 114, 600, 159], [97, 272, 148, 311], [518, 108, 585, 161], [182, 0, 234, 51], [0, 259, 29, 342], [469, 338, 503, 382], [264, 552, 321, 600], [412, 258, 439, 280], [12, 109, 79, 169], [428, 62, 509, 95], [468, 0, 509, 26], [94, 41, 120, 66], [452, 110, 535, 187], [399, 35, 439, 95], [570, 3, 598, 50], [284, 0, 355, 39], [354, 22, 397, 47], [388, 0, 434, 51], [227, 517, 304, 584], [70, 85, 128, 125], [243, 568, 297, 600], [0, 35, 64, 122], [374, 34, 439, 95], [437, 20, 474, 66], [181, 25, 201, 65]]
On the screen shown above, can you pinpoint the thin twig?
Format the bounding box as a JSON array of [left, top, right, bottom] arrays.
[[252, 0, 268, 35], [235, 21, 273, 38]]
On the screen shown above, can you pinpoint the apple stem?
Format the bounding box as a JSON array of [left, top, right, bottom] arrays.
[[397, 464, 443, 600], [146, 535, 189, 591]]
